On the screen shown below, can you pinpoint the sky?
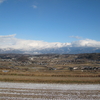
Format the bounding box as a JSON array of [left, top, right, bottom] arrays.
[[0, 0, 100, 44]]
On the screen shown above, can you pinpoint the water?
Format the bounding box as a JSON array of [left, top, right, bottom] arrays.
[[0, 82, 100, 100]]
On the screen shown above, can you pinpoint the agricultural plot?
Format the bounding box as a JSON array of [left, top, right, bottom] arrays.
[[0, 82, 100, 100], [0, 54, 100, 99]]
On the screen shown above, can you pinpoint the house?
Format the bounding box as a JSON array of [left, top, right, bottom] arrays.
[[73, 67, 78, 70], [48, 67, 56, 70], [2, 70, 9, 73]]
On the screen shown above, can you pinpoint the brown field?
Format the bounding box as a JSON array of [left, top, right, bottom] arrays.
[[0, 53, 100, 84], [0, 69, 100, 84]]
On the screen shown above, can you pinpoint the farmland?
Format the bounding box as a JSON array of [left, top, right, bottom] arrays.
[[0, 82, 100, 100], [0, 53, 100, 83]]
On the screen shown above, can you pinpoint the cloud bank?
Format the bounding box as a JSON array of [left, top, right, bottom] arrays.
[[0, 34, 100, 51]]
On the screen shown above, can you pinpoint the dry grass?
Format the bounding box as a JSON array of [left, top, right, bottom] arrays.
[[0, 69, 100, 83], [0, 69, 100, 77], [0, 74, 100, 84]]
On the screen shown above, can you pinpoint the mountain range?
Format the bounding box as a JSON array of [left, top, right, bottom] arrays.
[[0, 47, 100, 54], [0, 34, 100, 54]]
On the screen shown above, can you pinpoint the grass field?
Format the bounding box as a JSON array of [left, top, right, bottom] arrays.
[[0, 69, 100, 84]]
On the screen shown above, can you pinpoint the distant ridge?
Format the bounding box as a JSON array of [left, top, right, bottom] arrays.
[[0, 35, 100, 54], [0, 47, 100, 54]]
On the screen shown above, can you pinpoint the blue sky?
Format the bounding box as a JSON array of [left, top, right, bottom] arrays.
[[0, 0, 100, 43]]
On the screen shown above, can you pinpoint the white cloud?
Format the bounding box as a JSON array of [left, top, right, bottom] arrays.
[[0, 34, 70, 50], [0, 34, 16, 38], [0, 34, 100, 51], [32, 5, 37, 9], [71, 39, 100, 47], [0, 0, 5, 4], [70, 36, 82, 39]]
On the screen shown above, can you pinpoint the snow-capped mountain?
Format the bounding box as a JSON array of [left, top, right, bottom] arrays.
[[0, 47, 100, 54], [0, 34, 100, 54]]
